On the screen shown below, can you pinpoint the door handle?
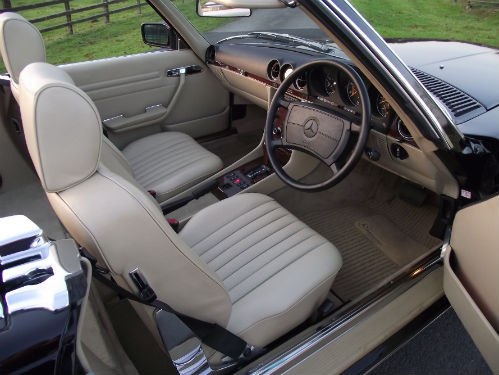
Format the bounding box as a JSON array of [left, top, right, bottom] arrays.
[[166, 65, 202, 77]]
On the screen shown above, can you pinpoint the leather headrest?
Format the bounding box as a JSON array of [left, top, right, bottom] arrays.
[[0, 13, 45, 84], [19, 62, 102, 193]]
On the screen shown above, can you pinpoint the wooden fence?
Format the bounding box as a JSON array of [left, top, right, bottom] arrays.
[[467, 0, 499, 7], [0, 0, 149, 34]]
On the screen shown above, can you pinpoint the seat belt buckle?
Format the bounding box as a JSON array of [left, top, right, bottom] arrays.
[[129, 267, 157, 303], [166, 218, 180, 233]]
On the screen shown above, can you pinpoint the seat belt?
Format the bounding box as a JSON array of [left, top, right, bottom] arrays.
[[80, 248, 250, 360]]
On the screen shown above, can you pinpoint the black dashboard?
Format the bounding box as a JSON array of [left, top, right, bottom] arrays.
[[209, 40, 499, 143], [210, 42, 416, 145], [207, 38, 499, 197]]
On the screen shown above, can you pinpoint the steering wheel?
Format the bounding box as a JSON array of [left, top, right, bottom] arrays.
[[265, 59, 371, 191]]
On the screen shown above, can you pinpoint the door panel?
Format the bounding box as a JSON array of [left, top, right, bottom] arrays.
[[61, 49, 229, 149], [445, 196, 499, 372]]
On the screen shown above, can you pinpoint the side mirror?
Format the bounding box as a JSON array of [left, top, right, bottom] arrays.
[[141, 23, 172, 48], [197, 0, 251, 17]]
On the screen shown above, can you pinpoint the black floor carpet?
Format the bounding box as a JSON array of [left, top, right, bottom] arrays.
[[370, 308, 492, 375]]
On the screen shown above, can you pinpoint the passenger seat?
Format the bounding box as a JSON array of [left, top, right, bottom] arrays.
[[0, 12, 223, 203]]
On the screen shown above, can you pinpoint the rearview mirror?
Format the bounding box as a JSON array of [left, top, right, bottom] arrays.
[[141, 23, 171, 48], [197, 0, 251, 17]]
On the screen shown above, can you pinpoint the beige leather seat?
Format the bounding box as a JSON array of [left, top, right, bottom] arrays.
[[0, 12, 222, 203], [18, 62, 342, 358], [0, 12, 44, 101]]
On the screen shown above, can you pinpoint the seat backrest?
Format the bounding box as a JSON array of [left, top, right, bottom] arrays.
[[0, 12, 135, 183], [0, 12, 46, 100], [18, 62, 232, 342]]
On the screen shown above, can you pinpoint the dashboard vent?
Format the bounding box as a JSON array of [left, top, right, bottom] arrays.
[[411, 68, 485, 124], [268, 60, 280, 81]]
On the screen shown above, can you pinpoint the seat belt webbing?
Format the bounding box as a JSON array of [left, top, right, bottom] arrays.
[[84, 252, 248, 360]]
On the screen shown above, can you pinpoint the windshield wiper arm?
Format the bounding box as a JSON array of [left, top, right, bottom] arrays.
[[217, 32, 333, 53]]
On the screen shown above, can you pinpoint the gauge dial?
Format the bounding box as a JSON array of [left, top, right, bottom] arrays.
[[324, 72, 336, 96], [346, 81, 360, 106], [376, 93, 391, 118], [294, 73, 307, 90], [396, 117, 413, 140]]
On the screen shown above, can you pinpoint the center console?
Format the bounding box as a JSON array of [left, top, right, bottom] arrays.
[[213, 146, 291, 199]]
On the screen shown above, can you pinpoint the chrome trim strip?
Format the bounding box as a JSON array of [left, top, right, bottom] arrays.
[[145, 104, 165, 111], [172, 339, 211, 375], [247, 247, 444, 375], [102, 114, 125, 125], [320, 0, 457, 149]]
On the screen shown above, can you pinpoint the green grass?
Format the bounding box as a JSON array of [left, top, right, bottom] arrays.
[[0, 0, 497, 74], [351, 0, 499, 47], [0, 0, 229, 71]]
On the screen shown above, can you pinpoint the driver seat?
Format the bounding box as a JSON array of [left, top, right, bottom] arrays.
[[0, 12, 223, 204], [18, 62, 343, 361]]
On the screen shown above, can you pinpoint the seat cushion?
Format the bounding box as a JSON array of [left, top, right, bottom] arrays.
[[180, 193, 342, 347], [122, 132, 223, 203]]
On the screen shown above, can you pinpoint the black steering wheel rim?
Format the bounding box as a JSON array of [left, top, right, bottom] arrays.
[[265, 59, 371, 191]]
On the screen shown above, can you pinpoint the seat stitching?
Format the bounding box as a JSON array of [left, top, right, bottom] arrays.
[[227, 234, 317, 292], [132, 147, 205, 180], [126, 140, 189, 168], [192, 206, 280, 256], [211, 219, 302, 271], [125, 137, 189, 166], [203, 212, 292, 263], [190, 201, 276, 250], [133, 147, 201, 177], [230, 239, 326, 303], [133, 149, 208, 182], [131, 141, 203, 171], [209, 215, 298, 268], [230, 237, 325, 303], [197, 205, 283, 257], [217, 225, 308, 279], [139, 155, 208, 187]]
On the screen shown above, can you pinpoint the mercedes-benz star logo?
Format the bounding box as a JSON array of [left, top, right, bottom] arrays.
[[303, 118, 319, 138]]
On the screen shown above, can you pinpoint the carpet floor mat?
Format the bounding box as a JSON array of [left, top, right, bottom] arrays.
[[201, 105, 265, 167], [201, 129, 262, 167], [298, 199, 441, 302]]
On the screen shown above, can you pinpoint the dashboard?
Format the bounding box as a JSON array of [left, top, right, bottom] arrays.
[[206, 40, 498, 198], [209, 43, 416, 147], [273, 61, 413, 143]]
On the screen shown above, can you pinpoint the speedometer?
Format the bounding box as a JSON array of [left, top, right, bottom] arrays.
[[346, 81, 360, 106], [324, 72, 336, 96], [375, 93, 391, 118]]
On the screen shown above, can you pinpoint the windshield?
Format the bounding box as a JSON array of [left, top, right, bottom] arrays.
[[203, 7, 328, 44], [174, 0, 499, 49]]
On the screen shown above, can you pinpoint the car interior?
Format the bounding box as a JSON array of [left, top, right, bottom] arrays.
[[0, 4, 497, 375]]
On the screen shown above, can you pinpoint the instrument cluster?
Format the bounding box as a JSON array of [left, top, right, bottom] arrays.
[[266, 60, 413, 142], [288, 65, 396, 133]]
